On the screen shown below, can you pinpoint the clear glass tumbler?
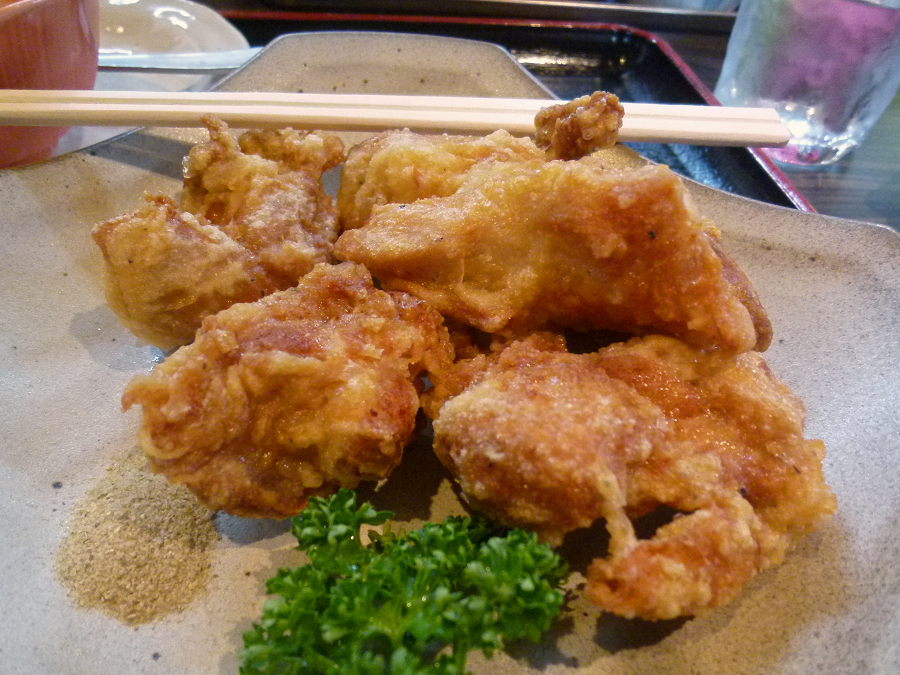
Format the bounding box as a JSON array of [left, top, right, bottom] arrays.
[[714, 0, 900, 165]]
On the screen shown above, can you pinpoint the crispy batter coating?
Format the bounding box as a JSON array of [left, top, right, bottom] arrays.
[[92, 118, 344, 349], [534, 91, 625, 160], [335, 159, 771, 353], [336, 128, 546, 231], [122, 262, 453, 518], [233, 125, 345, 175], [337, 91, 625, 231], [92, 194, 272, 349], [180, 117, 343, 288], [181, 118, 343, 240], [421, 329, 567, 420], [431, 336, 835, 619]]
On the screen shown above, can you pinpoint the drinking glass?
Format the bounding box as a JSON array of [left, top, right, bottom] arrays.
[[715, 0, 900, 165]]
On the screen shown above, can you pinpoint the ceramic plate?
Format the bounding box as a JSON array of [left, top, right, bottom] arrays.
[[2, 31, 899, 675], [53, 0, 250, 157]]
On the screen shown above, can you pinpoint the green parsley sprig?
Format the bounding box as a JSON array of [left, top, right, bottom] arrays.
[[240, 488, 567, 675]]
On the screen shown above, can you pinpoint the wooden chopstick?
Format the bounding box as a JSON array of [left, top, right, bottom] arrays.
[[0, 90, 791, 147]]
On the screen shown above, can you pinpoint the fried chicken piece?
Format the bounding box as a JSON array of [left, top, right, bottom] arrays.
[[180, 117, 343, 288], [234, 125, 345, 175], [421, 329, 567, 420], [431, 336, 835, 619], [122, 262, 453, 518], [92, 118, 344, 349], [335, 159, 771, 353], [534, 91, 625, 160], [337, 91, 626, 230], [336, 128, 546, 230], [92, 194, 273, 349]]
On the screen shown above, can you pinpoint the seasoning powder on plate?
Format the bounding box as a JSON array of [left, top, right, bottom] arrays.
[[56, 447, 219, 626]]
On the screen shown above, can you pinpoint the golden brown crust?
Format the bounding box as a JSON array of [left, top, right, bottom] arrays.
[[421, 331, 567, 420], [336, 128, 546, 231], [236, 125, 345, 175], [91, 194, 272, 349], [431, 335, 835, 619], [336, 159, 769, 353], [534, 91, 625, 160], [122, 262, 453, 518], [707, 232, 773, 351], [180, 118, 343, 288], [92, 118, 344, 349]]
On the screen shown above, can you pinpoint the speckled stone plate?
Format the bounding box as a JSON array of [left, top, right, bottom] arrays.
[[1, 31, 899, 675]]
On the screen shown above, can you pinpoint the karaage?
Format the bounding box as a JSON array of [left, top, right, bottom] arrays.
[[337, 91, 626, 231], [335, 159, 772, 353], [336, 128, 545, 231], [92, 194, 272, 349], [122, 262, 453, 518], [92, 118, 344, 349], [431, 335, 835, 619], [534, 91, 624, 160]]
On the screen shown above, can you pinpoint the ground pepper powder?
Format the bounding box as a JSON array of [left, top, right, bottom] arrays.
[[56, 447, 219, 626]]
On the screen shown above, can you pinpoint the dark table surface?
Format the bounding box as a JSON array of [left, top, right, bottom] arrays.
[[206, 0, 900, 233]]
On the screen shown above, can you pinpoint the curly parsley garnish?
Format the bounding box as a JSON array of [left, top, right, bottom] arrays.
[[240, 489, 567, 675]]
